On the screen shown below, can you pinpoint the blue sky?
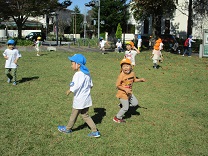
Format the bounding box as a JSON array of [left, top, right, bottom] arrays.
[[59, 0, 130, 14]]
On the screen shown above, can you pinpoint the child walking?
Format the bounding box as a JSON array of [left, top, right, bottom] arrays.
[[124, 41, 140, 68], [58, 54, 101, 137], [3, 39, 22, 85], [151, 37, 164, 69], [113, 58, 146, 123], [35, 36, 42, 56]]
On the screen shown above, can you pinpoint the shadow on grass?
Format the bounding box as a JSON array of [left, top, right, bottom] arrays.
[[124, 105, 141, 119], [17, 76, 39, 83], [72, 108, 106, 132]]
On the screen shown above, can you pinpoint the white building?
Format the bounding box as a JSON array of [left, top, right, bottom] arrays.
[[129, 0, 208, 39]]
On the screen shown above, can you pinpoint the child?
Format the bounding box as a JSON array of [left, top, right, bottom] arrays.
[[3, 39, 22, 85], [151, 37, 164, 69], [137, 35, 142, 51], [58, 54, 101, 138], [182, 35, 196, 57], [124, 41, 140, 68], [116, 39, 123, 53], [99, 37, 108, 54], [35, 36, 42, 56], [113, 58, 146, 123]]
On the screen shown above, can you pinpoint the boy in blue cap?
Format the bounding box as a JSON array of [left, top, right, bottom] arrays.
[[3, 39, 21, 85], [58, 54, 101, 137]]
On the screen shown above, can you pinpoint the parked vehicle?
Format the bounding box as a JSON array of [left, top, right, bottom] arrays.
[[25, 32, 46, 41]]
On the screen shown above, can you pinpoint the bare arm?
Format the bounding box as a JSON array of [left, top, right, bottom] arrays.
[[134, 77, 146, 82]]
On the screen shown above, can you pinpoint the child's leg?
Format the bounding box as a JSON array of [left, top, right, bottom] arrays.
[[11, 68, 17, 82], [116, 99, 129, 119], [153, 59, 158, 68], [129, 94, 139, 107], [5, 68, 13, 80], [80, 107, 97, 132], [66, 108, 80, 130]]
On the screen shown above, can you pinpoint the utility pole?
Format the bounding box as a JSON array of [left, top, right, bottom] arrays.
[[98, 0, 100, 40]]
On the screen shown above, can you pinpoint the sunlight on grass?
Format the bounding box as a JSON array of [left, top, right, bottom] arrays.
[[0, 50, 208, 155]]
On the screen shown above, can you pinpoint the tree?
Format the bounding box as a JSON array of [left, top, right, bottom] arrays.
[[91, 0, 129, 37], [0, 0, 72, 39], [116, 23, 122, 39], [131, 0, 176, 37], [70, 6, 84, 36], [57, 9, 72, 35]]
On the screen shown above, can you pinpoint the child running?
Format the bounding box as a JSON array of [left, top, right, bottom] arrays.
[[58, 54, 101, 137], [113, 58, 146, 123], [34, 36, 42, 56], [151, 37, 164, 69], [3, 39, 22, 85], [124, 41, 140, 68]]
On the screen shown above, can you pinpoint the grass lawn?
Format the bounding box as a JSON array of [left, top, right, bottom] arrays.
[[0, 49, 208, 156]]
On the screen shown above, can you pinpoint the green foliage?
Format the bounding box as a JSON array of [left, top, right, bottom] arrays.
[[15, 39, 33, 46], [92, 0, 129, 35], [116, 23, 122, 39], [1, 51, 208, 155], [70, 6, 84, 34]]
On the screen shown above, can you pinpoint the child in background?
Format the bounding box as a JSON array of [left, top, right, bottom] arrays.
[[124, 41, 140, 68], [151, 37, 164, 69], [99, 37, 108, 54], [116, 39, 123, 53], [35, 37, 42, 56], [137, 35, 142, 51], [113, 58, 146, 123], [182, 35, 196, 57], [3, 39, 22, 85], [58, 54, 101, 138]]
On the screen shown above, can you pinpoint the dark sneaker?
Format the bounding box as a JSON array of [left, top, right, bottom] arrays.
[[13, 82, 17, 85], [88, 131, 101, 138], [113, 116, 126, 123], [58, 125, 72, 134]]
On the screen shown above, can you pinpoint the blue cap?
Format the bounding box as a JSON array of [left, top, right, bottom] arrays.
[[189, 35, 193, 38], [68, 54, 90, 75], [7, 39, 15, 45], [138, 35, 141, 39]]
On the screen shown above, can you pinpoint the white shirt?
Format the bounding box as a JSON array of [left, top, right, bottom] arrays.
[[125, 50, 137, 65], [3, 48, 22, 68], [100, 40, 107, 48], [70, 71, 93, 109], [116, 42, 122, 48]]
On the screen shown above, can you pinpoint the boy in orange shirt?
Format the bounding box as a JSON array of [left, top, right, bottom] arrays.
[[113, 58, 146, 123]]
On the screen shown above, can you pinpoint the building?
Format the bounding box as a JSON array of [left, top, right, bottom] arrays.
[[129, 0, 208, 39]]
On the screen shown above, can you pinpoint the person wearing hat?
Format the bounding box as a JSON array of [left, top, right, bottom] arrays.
[[124, 41, 140, 68], [3, 39, 22, 85], [150, 37, 164, 69], [58, 54, 101, 137], [34, 36, 42, 56], [99, 37, 109, 54], [113, 58, 146, 123], [182, 35, 196, 57]]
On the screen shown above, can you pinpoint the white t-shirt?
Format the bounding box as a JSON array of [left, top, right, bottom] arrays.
[[3, 48, 22, 68], [125, 50, 137, 65], [100, 40, 107, 48], [116, 42, 122, 48], [70, 71, 93, 109]]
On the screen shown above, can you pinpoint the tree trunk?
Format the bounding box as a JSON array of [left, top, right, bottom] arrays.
[[187, 0, 193, 37]]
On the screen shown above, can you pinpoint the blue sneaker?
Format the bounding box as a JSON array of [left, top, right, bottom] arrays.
[[88, 131, 101, 138], [7, 78, 11, 83], [58, 126, 72, 134], [13, 82, 17, 85]]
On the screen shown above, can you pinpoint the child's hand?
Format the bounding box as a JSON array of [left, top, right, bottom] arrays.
[[139, 78, 146, 82], [14, 60, 18, 64], [66, 90, 71, 95], [4, 56, 8, 59]]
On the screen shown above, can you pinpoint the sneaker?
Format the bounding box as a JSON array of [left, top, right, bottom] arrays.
[[7, 78, 11, 83], [113, 116, 126, 123], [88, 131, 101, 138], [37, 54, 40, 56], [182, 54, 184, 56], [13, 82, 17, 85], [58, 125, 72, 133]]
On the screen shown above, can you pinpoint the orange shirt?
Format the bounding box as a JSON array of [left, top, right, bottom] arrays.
[[116, 71, 137, 100]]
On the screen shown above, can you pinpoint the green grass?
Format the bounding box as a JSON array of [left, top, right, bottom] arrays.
[[0, 50, 208, 156]]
